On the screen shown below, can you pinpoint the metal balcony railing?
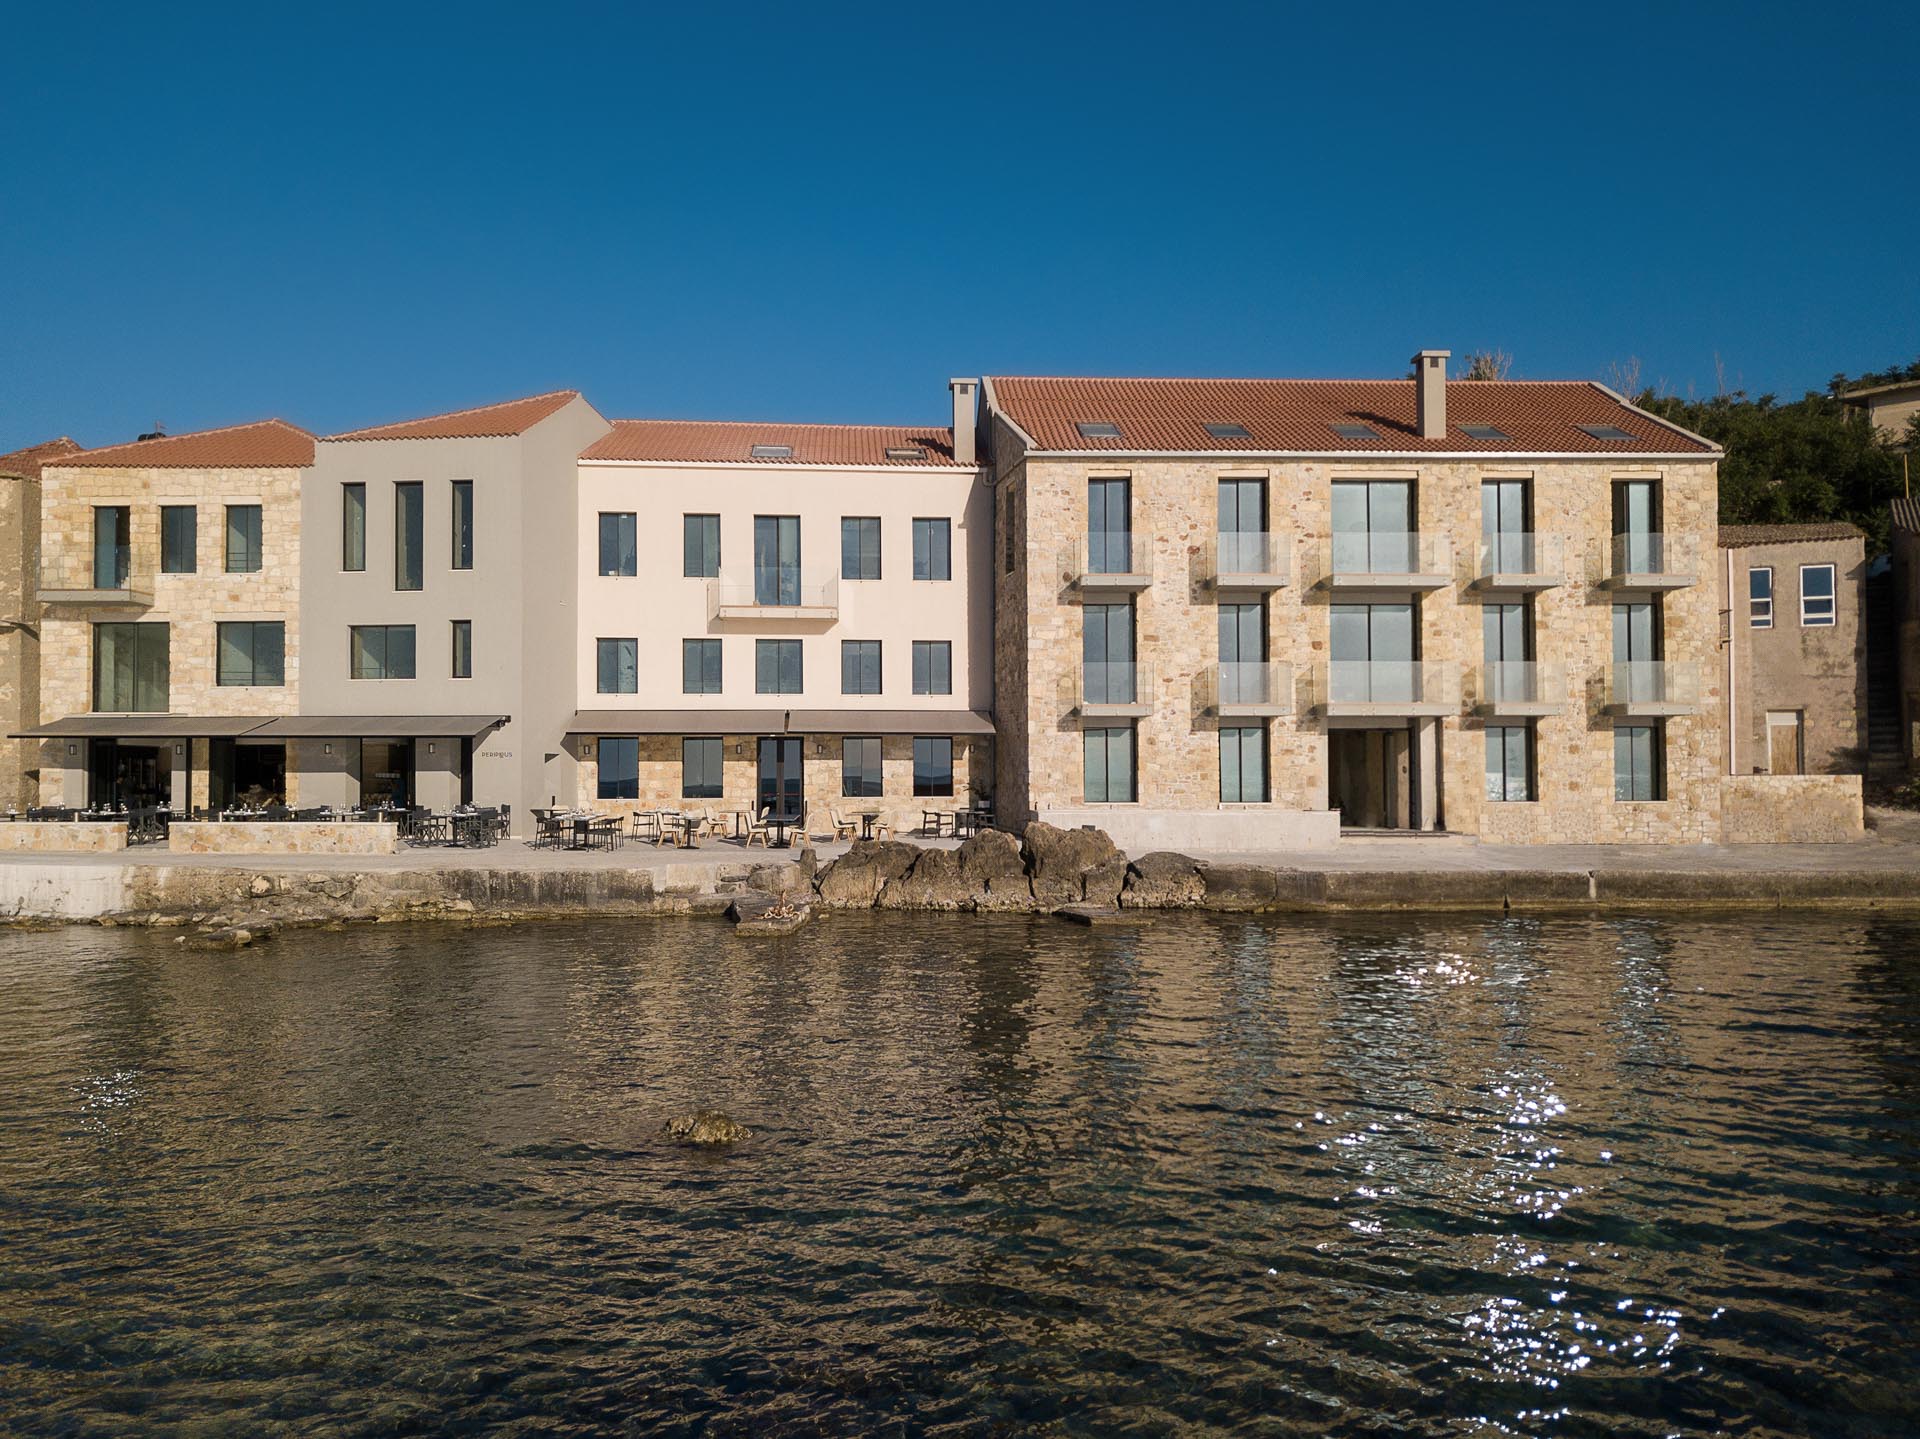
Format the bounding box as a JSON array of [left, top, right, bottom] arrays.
[[1202, 533, 1290, 590], [1321, 532, 1453, 589], [1471, 533, 1565, 590], [706, 571, 839, 621], [1075, 660, 1156, 717], [1063, 533, 1153, 590], [1202, 661, 1294, 717], [1605, 660, 1701, 715], [1308, 660, 1459, 716], [1471, 661, 1566, 715], [1601, 533, 1698, 589]]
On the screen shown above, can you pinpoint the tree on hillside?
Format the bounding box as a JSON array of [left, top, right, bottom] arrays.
[[1459, 349, 1514, 380], [1833, 357, 1920, 392]]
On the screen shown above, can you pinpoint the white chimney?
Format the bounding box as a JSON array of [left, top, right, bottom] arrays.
[[1412, 349, 1450, 440], [949, 378, 979, 466]]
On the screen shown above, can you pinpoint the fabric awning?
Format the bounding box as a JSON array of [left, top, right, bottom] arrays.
[[8, 714, 271, 739], [247, 715, 508, 739], [567, 708, 995, 737]]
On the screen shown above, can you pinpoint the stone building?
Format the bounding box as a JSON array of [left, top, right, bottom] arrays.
[[981, 355, 1726, 850], [1891, 498, 1920, 772], [1716, 523, 1868, 776], [24, 421, 314, 813], [0, 437, 82, 811]]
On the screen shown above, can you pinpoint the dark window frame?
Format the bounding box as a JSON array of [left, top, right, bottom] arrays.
[[450, 479, 473, 570], [912, 736, 954, 797], [160, 505, 197, 574], [349, 624, 417, 680], [596, 637, 639, 694], [215, 620, 285, 687], [597, 736, 639, 800]]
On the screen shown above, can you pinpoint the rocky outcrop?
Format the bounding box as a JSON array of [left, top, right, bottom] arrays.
[[1197, 863, 1281, 911], [666, 1111, 751, 1145], [1121, 852, 1205, 908], [814, 840, 920, 908], [956, 829, 1034, 910], [877, 846, 972, 910], [1023, 821, 1125, 907]]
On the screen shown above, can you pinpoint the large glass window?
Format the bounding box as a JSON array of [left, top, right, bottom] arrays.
[[756, 639, 803, 694], [682, 638, 722, 694], [394, 481, 423, 591], [753, 515, 800, 604], [597, 737, 639, 800], [682, 737, 723, 799], [216, 621, 284, 687], [225, 504, 262, 573], [1217, 479, 1266, 572], [1329, 602, 1416, 703], [342, 484, 366, 571], [1481, 478, 1532, 573], [842, 640, 882, 695], [1219, 602, 1265, 704], [683, 514, 719, 578], [1485, 725, 1534, 802], [1749, 567, 1773, 627], [452, 620, 472, 679], [1614, 724, 1664, 802], [160, 506, 197, 574], [596, 637, 638, 694], [1613, 480, 1660, 572], [93, 506, 130, 589], [1800, 564, 1836, 626], [92, 622, 168, 711], [913, 517, 951, 581], [842, 736, 883, 797], [600, 512, 638, 576], [1331, 480, 1414, 572], [349, 624, 415, 679], [1083, 602, 1135, 704], [1087, 478, 1131, 574], [451, 480, 473, 570], [912, 640, 952, 695], [1084, 725, 1135, 803], [1483, 600, 1531, 704], [1220, 725, 1266, 802], [842, 517, 881, 580], [1612, 601, 1663, 703], [912, 736, 953, 797]]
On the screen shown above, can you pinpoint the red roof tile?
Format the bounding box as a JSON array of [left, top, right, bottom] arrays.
[[582, 420, 969, 467], [51, 420, 315, 469], [1718, 522, 1865, 547], [986, 376, 1718, 456], [0, 436, 84, 480], [327, 389, 579, 441]]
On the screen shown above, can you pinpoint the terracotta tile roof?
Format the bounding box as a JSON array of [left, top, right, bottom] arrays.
[[582, 420, 969, 467], [0, 436, 84, 480], [50, 419, 315, 469], [1718, 522, 1866, 548], [327, 389, 579, 441], [986, 376, 1718, 456]]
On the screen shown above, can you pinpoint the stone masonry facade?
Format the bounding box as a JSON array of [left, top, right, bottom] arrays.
[[0, 470, 40, 813]]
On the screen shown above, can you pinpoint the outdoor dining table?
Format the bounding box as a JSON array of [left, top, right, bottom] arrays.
[[860, 811, 883, 840]]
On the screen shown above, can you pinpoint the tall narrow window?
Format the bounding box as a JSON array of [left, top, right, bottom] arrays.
[[1084, 602, 1135, 704], [1483, 600, 1532, 704], [1800, 564, 1836, 626], [451, 620, 472, 679], [682, 737, 723, 798], [1614, 724, 1664, 801], [160, 506, 197, 574], [683, 514, 720, 577], [597, 737, 639, 800], [1220, 725, 1266, 803], [342, 484, 366, 571], [1087, 478, 1131, 574], [349, 625, 415, 679], [841, 640, 882, 695], [216, 621, 284, 687], [1485, 725, 1534, 802], [842, 517, 881, 580], [225, 505, 262, 573], [1612, 601, 1663, 704], [1219, 602, 1265, 704], [596, 637, 639, 694], [1329, 603, 1417, 703], [682, 638, 722, 694], [842, 737, 883, 797], [1217, 479, 1267, 574], [913, 517, 951, 580], [753, 516, 800, 604], [394, 482, 423, 590], [1612, 479, 1661, 573], [599, 512, 637, 577], [1083, 725, 1135, 803], [912, 736, 954, 796], [92, 622, 169, 711], [912, 640, 952, 695], [756, 639, 803, 694], [1481, 478, 1531, 574], [93, 506, 130, 589], [1749, 567, 1773, 627], [450, 480, 473, 570]]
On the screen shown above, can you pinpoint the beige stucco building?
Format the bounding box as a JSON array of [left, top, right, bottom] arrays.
[[1840, 377, 1920, 444], [0, 438, 81, 812]]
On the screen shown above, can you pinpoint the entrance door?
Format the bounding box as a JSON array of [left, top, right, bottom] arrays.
[[1088, 478, 1132, 574], [1767, 711, 1804, 775], [1328, 728, 1413, 828], [360, 739, 414, 809], [1483, 601, 1530, 703], [1612, 600, 1660, 702], [757, 737, 803, 818], [90, 739, 170, 809], [1614, 480, 1659, 572]]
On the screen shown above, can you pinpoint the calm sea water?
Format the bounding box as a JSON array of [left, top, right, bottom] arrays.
[[0, 912, 1916, 1436]]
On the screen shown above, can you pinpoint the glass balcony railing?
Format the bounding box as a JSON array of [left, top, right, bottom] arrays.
[[1472, 661, 1566, 714], [1308, 660, 1459, 714], [1203, 533, 1290, 589], [1602, 533, 1698, 588], [1205, 661, 1294, 715], [707, 571, 839, 620], [1606, 660, 1701, 713], [1076, 660, 1155, 714], [1322, 532, 1452, 587], [1472, 533, 1564, 588], [1064, 533, 1152, 588], [36, 557, 153, 605]]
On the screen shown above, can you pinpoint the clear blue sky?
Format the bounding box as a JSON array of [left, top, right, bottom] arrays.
[[3, 1, 1915, 452]]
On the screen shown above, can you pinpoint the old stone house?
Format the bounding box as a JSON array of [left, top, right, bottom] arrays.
[[0, 437, 82, 812]]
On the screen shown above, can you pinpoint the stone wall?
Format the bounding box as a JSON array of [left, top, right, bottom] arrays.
[[0, 473, 39, 812], [1719, 775, 1863, 843], [0, 821, 128, 852], [167, 821, 399, 855]]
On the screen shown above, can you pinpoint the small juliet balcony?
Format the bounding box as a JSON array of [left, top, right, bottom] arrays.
[[1063, 534, 1153, 592], [707, 571, 839, 622], [36, 556, 153, 607], [1308, 660, 1459, 718], [1320, 533, 1453, 590], [1470, 661, 1566, 717], [1201, 533, 1290, 591], [1603, 660, 1701, 717], [1470, 534, 1565, 592], [1201, 661, 1294, 718], [1075, 660, 1156, 718], [1599, 533, 1698, 591]]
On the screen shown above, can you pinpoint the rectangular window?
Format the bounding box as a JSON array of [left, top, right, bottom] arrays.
[[597, 736, 639, 800], [599, 512, 638, 576], [913, 736, 954, 797], [1003, 488, 1016, 574], [225, 504, 262, 573], [92, 622, 169, 711], [349, 624, 416, 680], [753, 516, 800, 604], [93, 506, 130, 588], [756, 638, 803, 694], [451, 620, 472, 679], [450, 480, 473, 570], [1087, 477, 1132, 573], [683, 514, 719, 578], [841, 517, 881, 580], [1749, 567, 1773, 627], [1217, 479, 1267, 572], [342, 484, 366, 571], [682, 638, 722, 694], [1220, 725, 1267, 803], [682, 737, 723, 799], [1084, 601, 1136, 704], [1612, 479, 1661, 572], [394, 482, 423, 590], [216, 621, 285, 687], [841, 639, 882, 695], [912, 640, 952, 695], [1481, 478, 1532, 574], [160, 506, 197, 574], [1800, 564, 1836, 626], [1485, 725, 1534, 802], [1613, 724, 1665, 802], [596, 637, 639, 694], [913, 517, 952, 580], [1083, 725, 1136, 803], [842, 736, 883, 797], [1331, 479, 1415, 572]]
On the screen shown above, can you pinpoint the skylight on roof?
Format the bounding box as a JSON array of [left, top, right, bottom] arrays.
[[749, 443, 793, 459], [1203, 422, 1251, 440], [1577, 424, 1637, 442], [884, 446, 926, 461], [1332, 423, 1382, 441], [1459, 423, 1510, 441], [1076, 421, 1122, 440]]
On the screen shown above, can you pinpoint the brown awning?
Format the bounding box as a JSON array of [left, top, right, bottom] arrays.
[[8, 714, 271, 739], [247, 715, 508, 738], [788, 709, 996, 736], [567, 708, 994, 737]]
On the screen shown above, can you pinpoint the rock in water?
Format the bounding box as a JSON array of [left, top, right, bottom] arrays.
[[666, 1110, 751, 1145]]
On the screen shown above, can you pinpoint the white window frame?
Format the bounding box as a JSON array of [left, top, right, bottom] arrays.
[[1799, 564, 1836, 627], [1748, 566, 1772, 628]]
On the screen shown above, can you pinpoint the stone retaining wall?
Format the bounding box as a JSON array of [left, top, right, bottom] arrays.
[[167, 821, 399, 856], [1720, 775, 1864, 843], [0, 821, 129, 852]]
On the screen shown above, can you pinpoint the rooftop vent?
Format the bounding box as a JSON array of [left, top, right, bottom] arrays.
[[1459, 423, 1510, 441], [1204, 422, 1251, 440], [1332, 422, 1382, 441], [1577, 424, 1637, 442], [749, 443, 793, 459], [1076, 421, 1122, 440], [884, 446, 926, 461]]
